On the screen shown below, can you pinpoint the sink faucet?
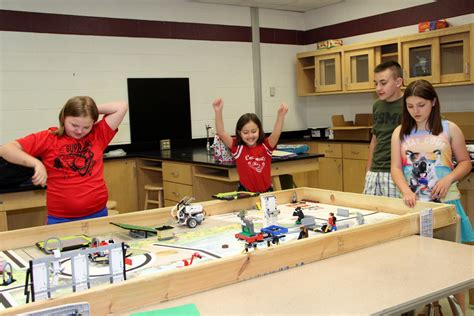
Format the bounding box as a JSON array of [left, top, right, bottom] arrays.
[[205, 124, 213, 153]]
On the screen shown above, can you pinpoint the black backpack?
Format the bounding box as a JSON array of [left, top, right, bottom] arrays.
[[0, 157, 34, 189]]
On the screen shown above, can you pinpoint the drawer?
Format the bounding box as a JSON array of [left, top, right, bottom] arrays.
[[343, 143, 369, 160], [318, 143, 342, 158], [163, 162, 193, 185], [163, 181, 193, 202]]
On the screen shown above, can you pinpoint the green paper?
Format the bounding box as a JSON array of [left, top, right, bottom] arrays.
[[130, 303, 200, 316]]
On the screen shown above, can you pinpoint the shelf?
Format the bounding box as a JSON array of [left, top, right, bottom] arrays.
[[141, 166, 162, 172], [381, 52, 398, 57], [193, 165, 239, 182], [441, 42, 463, 49]]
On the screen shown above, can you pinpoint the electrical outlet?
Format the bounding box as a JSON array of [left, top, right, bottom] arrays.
[[269, 87, 275, 97]]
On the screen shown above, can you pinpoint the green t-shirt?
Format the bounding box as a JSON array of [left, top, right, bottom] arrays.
[[371, 97, 403, 172]]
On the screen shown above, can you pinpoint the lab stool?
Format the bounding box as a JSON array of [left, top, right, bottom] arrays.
[[144, 185, 164, 209]]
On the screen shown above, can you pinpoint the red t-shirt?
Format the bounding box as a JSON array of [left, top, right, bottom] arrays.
[[231, 138, 274, 193], [17, 119, 117, 218]]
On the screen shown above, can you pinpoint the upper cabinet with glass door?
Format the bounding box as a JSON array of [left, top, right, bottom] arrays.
[[296, 23, 473, 96], [343, 48, 375, 91], [401, 24, 471, 85], [315, 53, 342, 92]]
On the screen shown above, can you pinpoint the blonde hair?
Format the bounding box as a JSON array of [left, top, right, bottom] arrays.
[[53, 96, 99, 136]]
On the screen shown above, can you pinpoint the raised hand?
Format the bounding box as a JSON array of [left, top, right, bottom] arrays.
[[212, 98, 224, 112], [277, 103, 289, 117]]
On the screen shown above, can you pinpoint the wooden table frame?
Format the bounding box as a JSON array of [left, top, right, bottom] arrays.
[[0, 187, 458, 315]]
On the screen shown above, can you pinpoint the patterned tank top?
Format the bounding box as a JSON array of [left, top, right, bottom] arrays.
[[400, 120, 460, 202]]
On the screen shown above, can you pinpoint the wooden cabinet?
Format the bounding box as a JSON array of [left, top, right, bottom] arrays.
[[401, 25, 471, 85], [103, 159, 138, 213], [343, 48, 375, 91], [315, 53, 342, 92], [315, 142, 369, 193], [401, 37, 439, 84], [163, 162, 193, 206], [318, 143, 343, 190], [375, 43, 399, 65], [297, 23, 473, 96], [342, 143, 370, 193]]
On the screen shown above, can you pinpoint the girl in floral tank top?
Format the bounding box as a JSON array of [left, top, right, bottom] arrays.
[[391, 80, 473, 244], [391, 79, 473, 314]]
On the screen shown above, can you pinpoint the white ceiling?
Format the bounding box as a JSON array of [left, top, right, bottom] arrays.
[[191, 0, 343, 13]]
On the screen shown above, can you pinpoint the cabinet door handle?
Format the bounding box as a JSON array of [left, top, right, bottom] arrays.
[[171, 171, 179, 177], [172, 191, 180, 196], [351, 151, 359, 155], [465, 62, 470, 74]]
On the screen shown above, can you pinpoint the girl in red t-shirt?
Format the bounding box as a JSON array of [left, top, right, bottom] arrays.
[[0, 96, 128, 224], [212, 98, 288, 193]]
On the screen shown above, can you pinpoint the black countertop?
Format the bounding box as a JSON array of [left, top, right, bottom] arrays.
[[131, 147, 323, 168]]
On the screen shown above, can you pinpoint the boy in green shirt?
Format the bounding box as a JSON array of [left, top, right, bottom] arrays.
[[363, 61, 403, 197]]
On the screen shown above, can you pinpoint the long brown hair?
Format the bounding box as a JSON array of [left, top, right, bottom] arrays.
[[399, 80, 442, 140], [53, 96, 99, 136], [235, 113, 265, 145]]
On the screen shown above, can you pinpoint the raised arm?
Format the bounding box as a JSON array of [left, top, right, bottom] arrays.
[[212, 98, 233, 148], [390, 126, 415, 207], [0, 142, 47, 186], [268, 103, 289, 148], [100, 101, 128, 131]]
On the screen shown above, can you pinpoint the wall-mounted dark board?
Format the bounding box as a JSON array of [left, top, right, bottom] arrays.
[[127, 78, 191, 146]]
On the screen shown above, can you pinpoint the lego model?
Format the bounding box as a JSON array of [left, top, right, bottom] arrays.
[[25, 241, 127, 302], [261, 195, 279, 226], [319, 212, 337, 233], [235, 211, 263, 252], [0, 259, 15, 286], [292, 206, 316, 228], [170, 196, 205, 228], [298, 226, 309, 240], [260, 225, 288, 247], [110, 222, 157, 238], [180, 252, 202, 267], [235, 212, 288, 252], [293, 206, 305, 224], [212, 191, 259, 200], [88, 238, 131, 265]]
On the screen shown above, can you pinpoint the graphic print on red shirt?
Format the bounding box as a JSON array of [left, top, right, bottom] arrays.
[[231, 138, 274, 193]]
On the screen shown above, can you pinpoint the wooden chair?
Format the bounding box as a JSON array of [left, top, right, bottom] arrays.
[[144, 184, 164, 209]]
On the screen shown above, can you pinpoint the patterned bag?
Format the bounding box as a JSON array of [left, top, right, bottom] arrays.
[[211, 135, 233, 163]]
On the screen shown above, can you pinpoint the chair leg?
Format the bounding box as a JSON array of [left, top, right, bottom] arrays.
[[144, 190, 150, 210]]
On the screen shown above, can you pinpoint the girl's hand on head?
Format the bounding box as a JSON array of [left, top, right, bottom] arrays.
[[277, 103, 289, 116], [32, 161, 47, 187], [431, 177, 451, 200], [212, 98, 224, 112], [402, 190, 417, 208]]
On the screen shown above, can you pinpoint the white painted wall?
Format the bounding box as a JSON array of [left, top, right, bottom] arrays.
[[303, 0, 435, 30], [0, 0, 251, 25], [0, 0, 473, 145], [0, 0, 254, 144]]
